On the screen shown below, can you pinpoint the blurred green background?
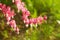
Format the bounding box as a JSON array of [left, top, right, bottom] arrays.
[[0, 0, 60, 40]]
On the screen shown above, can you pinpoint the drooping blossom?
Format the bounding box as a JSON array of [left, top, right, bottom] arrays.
[[44, 15, 47, 20], [13, 0, 22, 12], [37, 16, 43, 24], [9, 20, 19, 34], [13, 0, 47, 27], [0, 3, 19, 34], [0, 3, 15, 22]]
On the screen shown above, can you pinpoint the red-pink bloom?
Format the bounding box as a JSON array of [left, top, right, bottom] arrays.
[[9, 20, 16, 28], [1, 4, 7, 15], [16, 27, 19, 34], [0, 3, 19, 34], [24, 18, 29, 24], [44, 15, 47, 20], [9, 20, 19, 34], [33, 18, 37, 24], [37, 16, 43, 22], [6, 6, 15, 18], [0, 4, 15, 22], [24, 18, 29, 27], [0, 3, 2, 10], [29, 18, 34, 24], [14, 0, 22, 12]]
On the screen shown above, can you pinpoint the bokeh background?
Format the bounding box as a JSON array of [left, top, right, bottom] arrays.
[[0, 0, 60, 40]]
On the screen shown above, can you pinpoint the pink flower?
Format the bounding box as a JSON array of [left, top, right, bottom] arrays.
[[9, 20, 19, 34], [37, 16, 43, 22], [16, 27, 19, 34], [29, 18, 34, 24], [5, 6, 15, 21], [24, 18, 29, 24], [0, 3, 19, 34], [0, 3, 2, 9], [44, 15, 47, 20], [1, 4, 7, 14], [33, 18, 37, 24], [9, 20, 16, 28], [0, 4, 15, 22], [14, 0, 22, 12], [13, 0, 47, 27]]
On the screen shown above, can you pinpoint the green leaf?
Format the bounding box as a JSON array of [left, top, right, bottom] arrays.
[[56, 33, 60, 38]]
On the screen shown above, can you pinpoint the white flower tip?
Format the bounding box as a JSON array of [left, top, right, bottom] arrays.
[[17, 10, 20, 13], [26, 24, 29, 27], [12, 0, 15, 3], [7, 22, 10, 25], [17, 31, 19, 34], [57, 20, 60, 24], [0, 8, 2, 10], [30, 24, 33, 27], [36, 24, 37, 27]]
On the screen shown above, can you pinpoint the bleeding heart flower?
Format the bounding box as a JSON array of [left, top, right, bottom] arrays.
[[44, 15, 47, 20]]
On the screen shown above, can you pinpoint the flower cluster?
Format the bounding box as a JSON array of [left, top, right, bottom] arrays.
[[12, 0, 24, 12], [24, 16, 47, 27], [13, 0, 47, 27], [0, 0, 47, 34], [0, 3, 19, 34], [9, 20, 19, 34]]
